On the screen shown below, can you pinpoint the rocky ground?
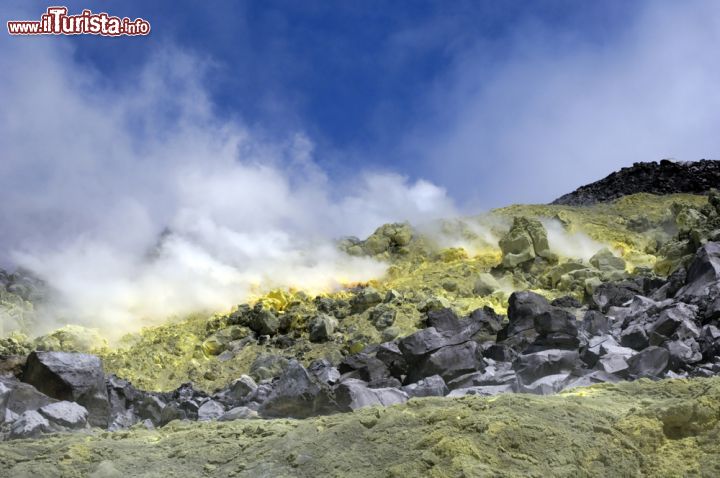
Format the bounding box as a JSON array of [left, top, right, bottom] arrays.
[[1, 161, 720, 476], [1, 378, 719, 477], [553, 159, 720, 205]]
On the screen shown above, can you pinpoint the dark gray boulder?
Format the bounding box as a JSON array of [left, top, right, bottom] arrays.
[[499, 291, 551, 340], [247, 305, 280, 336], [591, 282, 642, 313], [582, 310, 610, 336], [375, 342, 408, 379], [402, 308, 496, 367], [705, 296, 720, 321], [407, 341, 482, 383], [260, 361, 333, 418], [249, 354, 289, 381], [401, 375, 448, 398], [596, 354, 630, 377], [334, 378, 408, 411], [159, 402, 191, 425], [398, 327, 469, 360], [338, 353, 399, 388], [678, 242, 720, 297], [219, 406, 258, 421], [518, 373, 571, 395], [0, 376, 56, 419], [9, 410, 50, 439], [307, 359, 341, 386], [627, 346, 669, 378], [197, 399, 225, 421], [134, 394, 166, 425], [467, 307, 504, 336], [551, 296, 583, 309], [650, 307, 686, 337], [226, 375, 258, 403], [22, 352, 109, 427], [106, 375, 145, 429], [425, 308, 462, 332], [512, 349, 581, 385], [308, 314, 338, 342], [482, 343, 517, 362], [157, 383, 206, 424], [446, 362, 517, 391], [700, 325, 720, 360], [620, 324, 649, 350], [38, 401, 88, 429], [448, 384, 515, 397], [246, 383, 274, 410], [563, 370, 621, 389], [529, 307, 581, 351], [664, 339, 702, 370]]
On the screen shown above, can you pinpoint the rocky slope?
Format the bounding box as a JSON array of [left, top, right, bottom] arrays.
[[2, 163, 720, 476], [552, 159, 720, 205]]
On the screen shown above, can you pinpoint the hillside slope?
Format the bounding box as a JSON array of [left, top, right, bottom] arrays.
[[552, 159, 720, 205]]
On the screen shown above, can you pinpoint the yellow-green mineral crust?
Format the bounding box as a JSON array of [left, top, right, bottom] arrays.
[[89, 193, 708, 392], [1, 378, 719, 477]]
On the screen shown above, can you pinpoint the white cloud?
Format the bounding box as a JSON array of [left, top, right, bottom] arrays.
[[407, 0, 720, 208]]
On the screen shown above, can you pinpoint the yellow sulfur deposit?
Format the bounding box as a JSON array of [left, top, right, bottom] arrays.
[[1, 377, 719, 477], [86, 193, 708, 392]]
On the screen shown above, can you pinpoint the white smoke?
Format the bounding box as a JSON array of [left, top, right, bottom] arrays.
[[541, 219, 609, 261], [0, 39, 456, 337]]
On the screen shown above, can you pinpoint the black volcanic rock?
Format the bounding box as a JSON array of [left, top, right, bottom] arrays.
[[552, 159, 720, 206], [22, 352, 110, 428]]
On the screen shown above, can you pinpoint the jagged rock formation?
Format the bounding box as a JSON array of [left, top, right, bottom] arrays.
[[552, 159, 720, 205], [4, 164, 720, 478], [498, 216, 557, 267], [2, 234, 720, 440]]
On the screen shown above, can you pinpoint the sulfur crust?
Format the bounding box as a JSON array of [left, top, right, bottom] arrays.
[[1, 377, 719, 477], [89, 193, 705, 392]]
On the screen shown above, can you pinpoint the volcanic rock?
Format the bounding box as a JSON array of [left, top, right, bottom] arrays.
[[552, 159, 720, 205], [677, 242, 720, 297], [499, 217, 555, 267], [512, 349, 581, 385], [627, 346, 669, 378], [38, 401, 88, 429], [498, 291, 551, 341], [308, 314, 338, 342], [401, 375, 448, 398], [260, 361, 332, 418], [197, 400, 225, 421], [473, 273, 501, 296], [8, 410, 50, 439], [22, 352, 109, 427], [590, 248, 626, 272], [0, 376, 56, 419], [407, 341, 481, 383], [334, 379, 408, 411]]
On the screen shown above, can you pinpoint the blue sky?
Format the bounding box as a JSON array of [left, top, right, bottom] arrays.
[[7, 1, 719, 210], [2, 0, 720, 239], [58, 1, 641, 173]]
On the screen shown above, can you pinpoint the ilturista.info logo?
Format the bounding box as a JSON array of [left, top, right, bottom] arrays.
[[7, 6, 150, 36]]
